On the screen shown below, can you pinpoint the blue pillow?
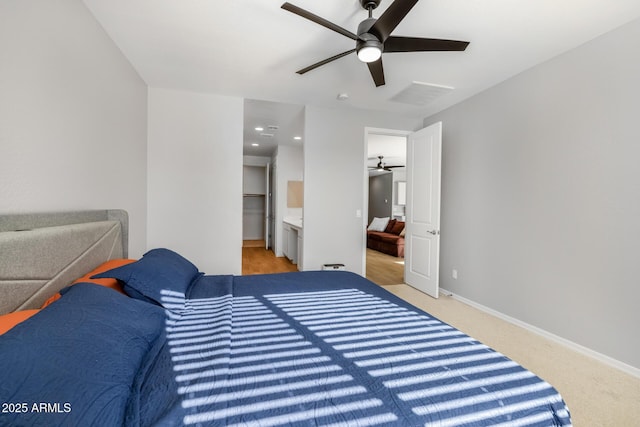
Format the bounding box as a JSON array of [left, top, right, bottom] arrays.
[[92, 248, 201, 310]]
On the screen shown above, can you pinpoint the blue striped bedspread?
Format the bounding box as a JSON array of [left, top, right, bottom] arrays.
[[142, 271, 572, 426]]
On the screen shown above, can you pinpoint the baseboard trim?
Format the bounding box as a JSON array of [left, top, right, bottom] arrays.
[[440, 287, 640, 379]]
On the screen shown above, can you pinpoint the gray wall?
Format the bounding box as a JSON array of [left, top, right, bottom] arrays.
[[0, 0, 148, 257], [425, 18, 640, 370], [368, 173, 393, 224]]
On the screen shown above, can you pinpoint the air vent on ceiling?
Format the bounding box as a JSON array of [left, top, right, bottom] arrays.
[[267, 125, 279, 131], [390, 82, 454, 106]]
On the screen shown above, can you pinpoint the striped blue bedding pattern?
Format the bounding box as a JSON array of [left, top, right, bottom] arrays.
[[163, 291, 401, 426], [148, 271, 572, 426]]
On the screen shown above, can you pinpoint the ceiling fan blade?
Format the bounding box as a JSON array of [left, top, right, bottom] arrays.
[[282, 3, 358, 40], [384, 36, 469, 52], [369, 0, 418, 42], [367, 58, 385, 87], [296, 49, 356, 74]]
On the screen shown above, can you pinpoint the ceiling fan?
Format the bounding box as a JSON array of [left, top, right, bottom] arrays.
[[369, 155, 403, 171], [281, 0, 469, 87]]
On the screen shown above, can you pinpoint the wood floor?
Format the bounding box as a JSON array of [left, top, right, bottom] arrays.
[[242, 242, 402, 282], [242, 240, 404, 286], [365, 248, 404, 286], [241, 243, 403, 283], [242, 239, 265, 248], [242, 241, 298, 275]]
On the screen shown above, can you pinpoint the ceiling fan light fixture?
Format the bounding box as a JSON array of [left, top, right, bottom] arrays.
[[282, 1, 469, 86], [357, 39, 382, 63], [357, 46, 382, 63]]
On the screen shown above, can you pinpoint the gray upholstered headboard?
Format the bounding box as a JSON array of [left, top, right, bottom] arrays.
[[0, 210, 129, 314]]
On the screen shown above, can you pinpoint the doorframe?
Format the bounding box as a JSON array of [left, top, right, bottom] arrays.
[[361, 127, 412, 277]]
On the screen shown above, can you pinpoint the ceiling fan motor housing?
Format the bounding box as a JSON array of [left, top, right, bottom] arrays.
[[357, 17, 378, 37], [360, 0, 381, 10], [356, 18, 383, 61]]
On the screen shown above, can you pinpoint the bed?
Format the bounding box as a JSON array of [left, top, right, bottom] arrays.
[[0, 211, 572, 426]]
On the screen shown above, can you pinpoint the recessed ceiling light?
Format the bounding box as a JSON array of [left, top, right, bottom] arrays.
[[255, 127, 264, 131], [337, 93, 349, 101], [293, 136, 302, 140], [251, 143, 259, 147]]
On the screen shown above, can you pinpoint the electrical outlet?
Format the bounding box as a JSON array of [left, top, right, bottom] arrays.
[[452, 269, 458, 280]]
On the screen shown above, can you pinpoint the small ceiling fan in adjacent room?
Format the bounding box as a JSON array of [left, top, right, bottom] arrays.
[[369, 155, 403, 171], [281, 0, 470, 87]]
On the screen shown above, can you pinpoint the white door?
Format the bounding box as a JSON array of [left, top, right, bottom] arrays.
[[404, 122, 442, 298]]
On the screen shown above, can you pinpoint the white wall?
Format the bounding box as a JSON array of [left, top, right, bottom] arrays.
[[273, 145, 303, 257], [147, 88, 243, 274], [0, 0, 148, 256], [243, 155, 271, 167], [425, 18, 640, 370], [303, 106, 421, 272]]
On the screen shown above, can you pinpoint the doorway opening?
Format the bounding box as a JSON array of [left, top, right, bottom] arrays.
[[242, 99, 305, 274], [363, 128, 410, 285]]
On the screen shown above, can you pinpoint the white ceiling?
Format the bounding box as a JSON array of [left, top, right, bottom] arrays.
[[368, 134, 406, 164], [243, 99, 305, 157], [83, 1, 640, 154]]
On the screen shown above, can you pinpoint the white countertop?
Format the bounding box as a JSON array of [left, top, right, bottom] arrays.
[[283, 217, 303, 229]]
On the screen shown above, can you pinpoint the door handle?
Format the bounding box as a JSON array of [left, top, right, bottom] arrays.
[[427, 229, 440, 235]]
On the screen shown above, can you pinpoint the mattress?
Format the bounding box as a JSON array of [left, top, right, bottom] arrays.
[[0, 249, 572, 426]]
